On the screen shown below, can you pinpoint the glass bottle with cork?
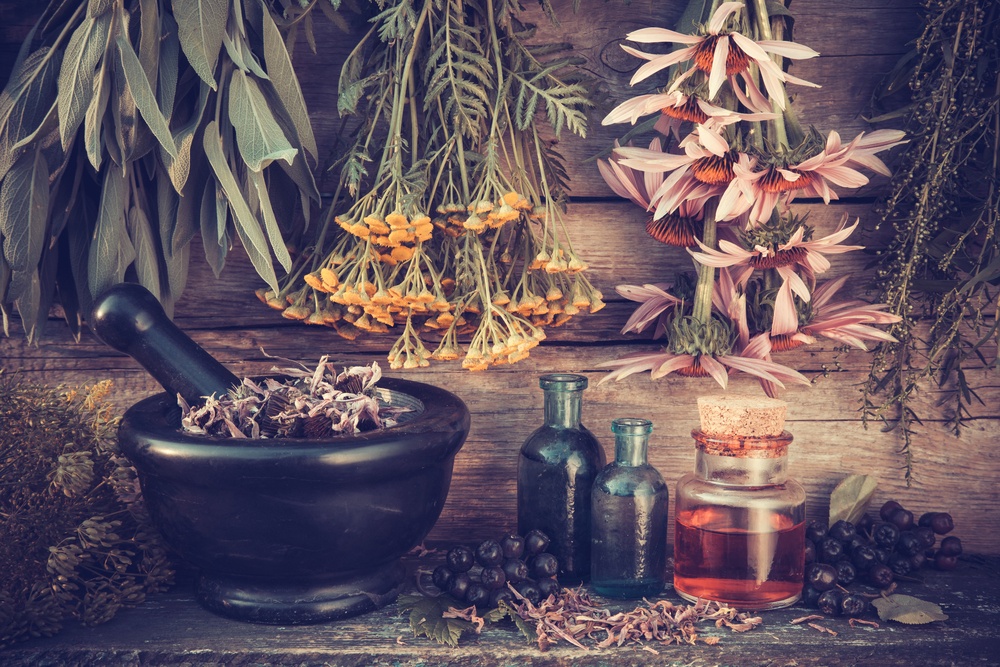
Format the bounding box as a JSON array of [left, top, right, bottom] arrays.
[[673, 395, 806, 610], [518, 373, 605, 584], [590, 417, 668, 598]]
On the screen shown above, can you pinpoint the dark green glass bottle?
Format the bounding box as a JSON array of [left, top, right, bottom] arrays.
[[590, 417, 668, 598], [517, 374, 605, 584]]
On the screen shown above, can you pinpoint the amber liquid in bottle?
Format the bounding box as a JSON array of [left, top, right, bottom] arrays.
[[674, 508, 805, 607]]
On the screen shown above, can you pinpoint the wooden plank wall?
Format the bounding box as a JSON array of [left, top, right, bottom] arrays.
[[2, 1, 999, 553]]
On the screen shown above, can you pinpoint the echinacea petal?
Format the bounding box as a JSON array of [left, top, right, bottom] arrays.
[[756, 39, 820, 60], [651, 354, 695, 379], [709, 1, 745, 34], [698, 354, 730, 389], [625, 27, 704, 44], [598, 351, 674, 383], [628, 47, 699, 85], [709, 36, 730, 99]]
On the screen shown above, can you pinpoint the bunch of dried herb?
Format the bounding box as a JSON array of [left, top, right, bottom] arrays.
[[178, 358, 409, 438], [0, 0, 321, 341], [0, 373, 174, 648], [863, 0, 1000, 480]]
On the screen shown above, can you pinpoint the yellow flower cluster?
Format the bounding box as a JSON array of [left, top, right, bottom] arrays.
[[335, 210, 434, 265], [460, 191, 532, 233]]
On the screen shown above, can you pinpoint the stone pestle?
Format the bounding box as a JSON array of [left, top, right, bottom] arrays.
[[90, 283, 240, 404]]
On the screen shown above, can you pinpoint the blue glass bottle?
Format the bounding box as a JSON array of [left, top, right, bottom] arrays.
[[518, 374, 605, 584], [590, 418, 668, 598]]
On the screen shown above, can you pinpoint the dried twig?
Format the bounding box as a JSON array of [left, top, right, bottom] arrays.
[[849, 618, 880, 629], [791, 614, 825, 624], [807, 622, 839, 636]]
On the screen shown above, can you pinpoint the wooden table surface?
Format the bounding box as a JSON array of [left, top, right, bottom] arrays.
[[5, 554, 998, 667]]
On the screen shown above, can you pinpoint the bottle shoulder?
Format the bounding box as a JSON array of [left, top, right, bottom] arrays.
[[676, 472, 806, 502], [521, 425, 605, 465], [595, 464, 669, 497]]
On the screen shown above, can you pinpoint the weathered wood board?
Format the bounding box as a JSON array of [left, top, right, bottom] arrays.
[[2, 0, 998, 559]]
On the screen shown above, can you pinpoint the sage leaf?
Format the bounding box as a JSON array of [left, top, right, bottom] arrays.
[[87, 167, 134, 298], [116, 33, 177, 157], [0, 47, 61, 184], [249, 170, 291, 271], [829, 474, 878, 525], [158, 14, 180, 116], [0, 257, 9, 334], [227, 70, 297, 172], [199, 180, 227, 277], [202, 120, 277, 290], [14, 268, 41, 342], [161, 79, 208, 193], [138, 0, 161, 92], [0, 148, 49, 302], [57, 15, 111, 151], [84, 61, 109, 170], [126, 204, 162, 298], [277, 148, 321, 204], [111, 47, 138, 161], [88, 0, 113, 18], [173, 0, 228, 90], [261, 6, 317, 161], [872, 595, 949, 624]]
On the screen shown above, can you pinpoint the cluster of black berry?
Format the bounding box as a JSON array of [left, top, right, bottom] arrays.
[[431, 530, 560, 609], [803, 501, 962, 617]]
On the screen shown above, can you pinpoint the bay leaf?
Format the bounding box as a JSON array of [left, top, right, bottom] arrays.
[[0, 147, 50, 302], [872, 594, 949, 624], [116, 33, 178, 157], [249, 170, 291, 271], [227, 69, 297, 172], [87, 167, 134, 298], [57, 14, 111, 151], [261, 7, 317, 162], [828, 474, 878, 525], [173, 0, 229, 90], [202, 120, 276, 290], [126, 204, 162, 298]]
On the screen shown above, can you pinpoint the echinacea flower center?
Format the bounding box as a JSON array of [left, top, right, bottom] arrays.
[[748, 246, 808, 269], [693, 35, 752, 76], [676, 356, 711, 377], [769, 333, 806, 352], [662, 97, 709, 124], [646, 214, 701, 247], [692, 154, 735, 184], [759, 167, 817, 193]]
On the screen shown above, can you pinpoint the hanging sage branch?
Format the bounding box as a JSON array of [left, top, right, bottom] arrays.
[[0, 0, 321, 341]]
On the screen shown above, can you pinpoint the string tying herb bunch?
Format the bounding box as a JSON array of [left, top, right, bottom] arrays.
[[258, 0, 602, 371], [598, 0, 905, 396]]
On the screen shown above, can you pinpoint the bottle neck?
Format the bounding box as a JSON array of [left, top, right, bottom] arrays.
[[612, 417, 652, 467], [544, 390, 582, 429], [691, 429, 792, 486]]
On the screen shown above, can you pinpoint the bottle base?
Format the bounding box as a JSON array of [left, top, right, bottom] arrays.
[[590, 578, 664, 600], [674, 580, 801, 611]]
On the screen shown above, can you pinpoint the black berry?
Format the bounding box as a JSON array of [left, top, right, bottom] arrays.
[[480, 566, 506, 590], [524, 530, 551, 555], [432, 565, 453, 590], [939, 535, 962, 557], [879, 500, 903, 521], [804, 539, 816, 565], [846, 535, 868, 553], [466, 582, 490, 607], [913, 526, 936, 550], [836, 560, 857, 586], [489, 588, 516, 608], [935, 554, 958, 571], [889, 508, 914, 531], [868, 563, 894, 588], [475, 539, 504, 567], [801, 585, 823, 608], [446, 545, 475, 573], [851, 545, 877, 572], [930, 513, 954, 535], [856, 513, 875, 534], [499, 534, 525, 559], [896, 532, 922, 557], [448, 572, 471, 599], [806, 563, 838, 591], [817, 589, 843, 616], [819, 537, 844, 564], [829, 520, 856, 542], [806, 520, 828, 543], [530, 552, 559, 579], [888, 554, 912, 576], [502, 558, 529, 584], [515, 580, 542, 605], [909, 551, 927, 570], [873, 522, 900, 549], [918, 512, 937, 528], [841, 594, 869, 618], [536, 577, 560, 598], [874, 547, 891, 564]]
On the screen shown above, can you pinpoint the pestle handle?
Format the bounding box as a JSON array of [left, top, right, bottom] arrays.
[[90, 284, 241, 404]]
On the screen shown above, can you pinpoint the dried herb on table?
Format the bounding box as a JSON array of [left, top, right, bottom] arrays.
[[0, 374, 174, 648], [178, 358, 409, 439]]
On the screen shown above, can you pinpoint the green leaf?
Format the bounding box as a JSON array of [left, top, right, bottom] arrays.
[[158, 14, 180, 116], [828, 474, 878, 525], [202, 120, 277, 291], [0, 147, 50, 302], [87, 167, 134, 298], [173, 0, 229, 90], [57, 14, 111, 150], [487, 601, 536, 642], [261, 5, 317, 162], [126, 204, 162, 299], [872, 595, 949, 624], [138, 0, 161, 92], [116, 33, 178, 157], [249, 170, 291, 272], [396, 595, 473, 647], [14, 268, 41, 342], [227, 69, 297, 172]]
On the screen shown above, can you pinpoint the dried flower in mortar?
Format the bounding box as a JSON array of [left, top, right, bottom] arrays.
[[178, 358, 410, 439]]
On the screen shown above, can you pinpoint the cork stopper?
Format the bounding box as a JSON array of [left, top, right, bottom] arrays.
[[697, 394, 787, 438]]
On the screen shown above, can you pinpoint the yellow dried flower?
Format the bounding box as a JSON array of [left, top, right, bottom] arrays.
[[364, 215, 390, 235], [282, 305, 311, 320], [391, 246, 415, 263], [320, 268, 340, 289], [386, 211, 409, 229], [304, 273, 327, 292], [545, 286, 563, 301], [463, 214, 486, 232]]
